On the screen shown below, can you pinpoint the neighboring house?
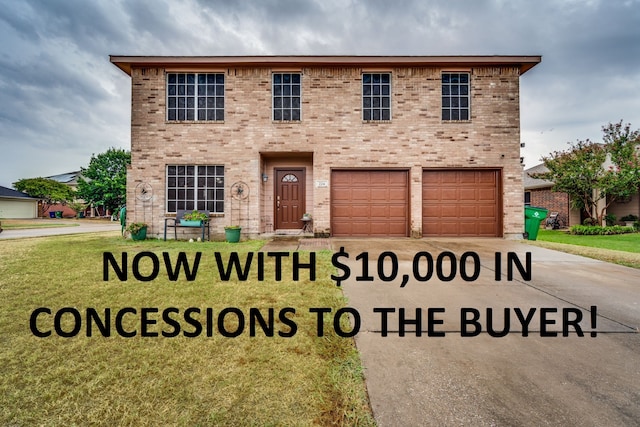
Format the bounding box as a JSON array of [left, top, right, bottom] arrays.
[[524, 163, 640, 226], [523, 163, 579, 227], [111, 55, 541, 239], [46, 171, 82, 191], [606, 193, 640, 223], [0, 186, 38, 219], [42, 171, 83, 217]]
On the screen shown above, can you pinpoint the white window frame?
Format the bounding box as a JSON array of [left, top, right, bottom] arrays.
[[362, 73, 391, 121], [272, 73, 301, 121], [166, 165, 225, 213], [166, 73, 225, 121], [441, 72, 470, 121]]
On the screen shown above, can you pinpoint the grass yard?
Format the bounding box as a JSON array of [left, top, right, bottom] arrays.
[[0, 233, 374, 426], [1, 219, 80, 229], [527, 229, 640, 269]]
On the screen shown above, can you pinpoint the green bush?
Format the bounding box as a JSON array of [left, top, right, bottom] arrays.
[[569, 225, 636, 235], [604, 214, 616, 226]]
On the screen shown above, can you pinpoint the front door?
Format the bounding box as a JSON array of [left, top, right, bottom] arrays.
[[275, 168, 305, 230]]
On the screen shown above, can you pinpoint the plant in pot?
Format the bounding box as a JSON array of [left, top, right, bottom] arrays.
[[127, 222, 148, 241], [224, 225, 242, 243], [181, 210, 208, 226], [621, 214, 638, 227]]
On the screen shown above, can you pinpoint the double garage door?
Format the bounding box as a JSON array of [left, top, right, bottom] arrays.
[[330, 169, 501, 237]]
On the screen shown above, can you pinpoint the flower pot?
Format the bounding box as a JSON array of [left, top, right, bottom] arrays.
[[180, 219, 202, 227], [225, 227, 241, 243], [131, 226, 147, 241]]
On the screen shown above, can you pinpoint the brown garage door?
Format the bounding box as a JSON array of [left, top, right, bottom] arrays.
[[331, 170, 409, 237], [422, 169, 501, 237]]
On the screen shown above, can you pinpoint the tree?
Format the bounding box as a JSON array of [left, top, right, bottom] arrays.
[[13, 177, 76, 216], [76, 148, 131, 214], [532, 121, 640, 225]]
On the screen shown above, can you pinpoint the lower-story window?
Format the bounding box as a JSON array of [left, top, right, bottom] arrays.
[[166, 165, 224, 213]]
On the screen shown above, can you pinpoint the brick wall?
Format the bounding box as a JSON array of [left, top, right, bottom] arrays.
[[529, 188, 571, 227], [126, 64, 525, 238]]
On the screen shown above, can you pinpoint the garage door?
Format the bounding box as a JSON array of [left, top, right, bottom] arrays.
[[422, 169, 501, 237], [331, 170, 409, 237], [0, 199, 38, 218]]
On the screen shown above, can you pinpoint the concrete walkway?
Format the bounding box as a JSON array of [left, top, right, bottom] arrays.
[[334, 238, 640, 426], [259, 237, 332, 252], [0, 219, 121, 240]]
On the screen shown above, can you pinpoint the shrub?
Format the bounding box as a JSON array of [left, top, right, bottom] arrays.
[[604, 214, 616, 226], [569, 225, 636, 235], [621, 214, 639, 222], [582, 218, 597, 226]]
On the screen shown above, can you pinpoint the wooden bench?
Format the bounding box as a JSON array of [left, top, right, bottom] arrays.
[[164, 209, 211, 241]]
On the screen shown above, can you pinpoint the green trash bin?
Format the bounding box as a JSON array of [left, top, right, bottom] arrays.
[[524, 206, 548, 240]]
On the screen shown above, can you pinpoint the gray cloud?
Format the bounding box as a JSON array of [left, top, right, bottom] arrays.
[[0, 0, 639, 186]]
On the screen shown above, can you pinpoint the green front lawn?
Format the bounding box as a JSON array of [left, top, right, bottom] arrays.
[[527, 229, 640, 269], [536, 229, 640, 253], [0, 233, 374, 426]]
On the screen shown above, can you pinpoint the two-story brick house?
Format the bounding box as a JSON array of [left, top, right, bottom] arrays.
[[110, 55, 540, 239]]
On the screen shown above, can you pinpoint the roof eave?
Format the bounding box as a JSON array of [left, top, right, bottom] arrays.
[[109, 55, 542, 76]]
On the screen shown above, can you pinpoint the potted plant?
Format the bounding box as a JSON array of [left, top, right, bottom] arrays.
[[127, 222, 148, 241], [180, 210, 209, 226], [224, 225, 242, 243], [621, 214, 638, 227], [302, 213, 312, 220]]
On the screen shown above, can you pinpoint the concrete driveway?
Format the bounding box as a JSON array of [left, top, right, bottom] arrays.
[[334, 238, 640, 426]]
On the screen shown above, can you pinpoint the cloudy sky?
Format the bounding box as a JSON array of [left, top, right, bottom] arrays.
[[1, 0, 639, 188]]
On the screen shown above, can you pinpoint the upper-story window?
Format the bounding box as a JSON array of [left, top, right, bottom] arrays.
[[167, 73, 224, 121], [273, 73, 301, 121], [362, 73, 391, 121], [441, 72, 470, 121]]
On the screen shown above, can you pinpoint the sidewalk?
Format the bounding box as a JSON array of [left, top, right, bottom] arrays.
[[259, 237, 332, 251], [0, 219, 121, 240]]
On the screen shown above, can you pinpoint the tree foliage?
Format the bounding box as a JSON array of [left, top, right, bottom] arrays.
[[532, 121, 640, 225], [13, 177, 76, 216], [76, 148, 131, 213]]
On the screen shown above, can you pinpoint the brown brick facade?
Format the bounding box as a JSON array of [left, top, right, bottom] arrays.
[[112, 56, 540, 239], [528, 188, 571, 227]]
